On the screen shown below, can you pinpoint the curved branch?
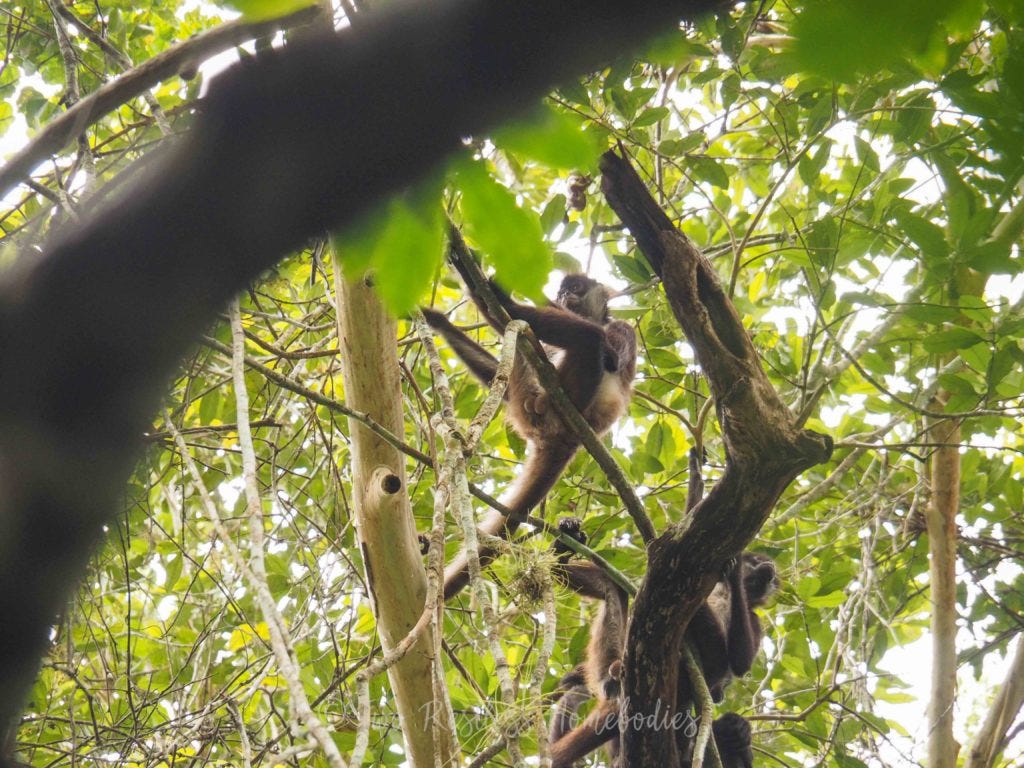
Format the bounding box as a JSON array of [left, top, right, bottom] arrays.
[[0, 5, 322, 199]]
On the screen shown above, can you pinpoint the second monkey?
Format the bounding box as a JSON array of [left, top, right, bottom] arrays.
[[422, 272, 637, 599]]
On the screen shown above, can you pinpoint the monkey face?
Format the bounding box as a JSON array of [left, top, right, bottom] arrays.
[[741, 553, 780, 607], [556, 274, 612, 322]]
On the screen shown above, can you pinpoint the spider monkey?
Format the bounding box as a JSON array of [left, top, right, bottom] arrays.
[[421, 273, 637, 600], [548, 517, 778, 768]]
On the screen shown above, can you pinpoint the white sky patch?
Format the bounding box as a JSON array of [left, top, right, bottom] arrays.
[[217, 476, 243, 510]]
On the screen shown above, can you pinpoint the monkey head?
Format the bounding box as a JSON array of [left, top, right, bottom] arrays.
[[741, 553, 779, 608], [556, 274, 613, 323]]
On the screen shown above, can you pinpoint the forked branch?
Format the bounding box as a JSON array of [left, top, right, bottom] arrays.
[[599, 148, 833, 766]]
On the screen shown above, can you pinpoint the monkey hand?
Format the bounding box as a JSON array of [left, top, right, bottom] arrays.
[[553, 517, 586, 560], [603, 660, 622, 698], [721, 556, 740, 581]]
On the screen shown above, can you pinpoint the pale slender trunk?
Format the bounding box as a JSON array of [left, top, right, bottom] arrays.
[[334, 264, 457, 768], [926, 396, 961, 768], [964, 637, 1024, 768]]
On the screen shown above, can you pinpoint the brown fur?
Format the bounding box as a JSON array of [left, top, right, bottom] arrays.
[[422, 275, 636, 600], [549, 520, 778, 768]]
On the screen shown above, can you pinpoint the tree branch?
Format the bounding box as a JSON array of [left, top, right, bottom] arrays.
[[964, 635, 1024, 768], [600, 147, 832, 765], [0, 6, 322, 199], [0, 0, 722, 746]]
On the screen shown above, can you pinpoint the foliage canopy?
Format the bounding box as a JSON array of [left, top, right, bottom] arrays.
[[2, 0, 1023, 766]]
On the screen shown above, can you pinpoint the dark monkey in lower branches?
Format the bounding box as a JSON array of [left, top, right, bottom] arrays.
[[421, 274, 636, 600], [549, 518, 779, 768]]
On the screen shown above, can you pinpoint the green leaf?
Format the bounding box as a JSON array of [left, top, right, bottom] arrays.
[[937, 373, 978, 397], [645, 421, 665, 460], [721, 73, 741, 110], [854, 136, 880, 173], [798, 139, 833, 187], [493, 102, 602, 171], [690, 157, 730, 189], [633, 106, 670, 128], [457, 158, 551, 300], [0, 101, 13, 138], [659, 132, 705, 157], [921, 327, 985, 353], [647, 348, 684, 369], [964, 240, 1013, 273], [540, 195, 568, 236], [902, 303, 960, 324], [220, 0, 315, 21], [988, 344, 1017, 390], [792, 0, 961, 81], [893, 209, 950, 261], [642, 30, 689, 66], [807, 591, 847, 608], [795, 576, 821, 601], [335, 176, 445, 315], [17, 88, 56, 132], [611, 254, 652, 283]]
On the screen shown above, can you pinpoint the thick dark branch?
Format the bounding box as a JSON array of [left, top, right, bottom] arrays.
[[0, 3, 721, 741], [600, 148, 832, 765]]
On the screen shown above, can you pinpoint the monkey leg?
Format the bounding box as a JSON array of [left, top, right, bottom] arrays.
[[549, 699, 620, 768], [676, 712, 753, 768]]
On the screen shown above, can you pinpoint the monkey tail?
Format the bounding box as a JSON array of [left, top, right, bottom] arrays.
[[549, 666, 591, 743], [443, 440, 578, 600]]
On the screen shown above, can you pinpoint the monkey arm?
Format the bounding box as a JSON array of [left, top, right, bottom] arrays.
[[443, 440, 578, 600], [421, 307, 501, 386], [504, 299, 607, 352], [725, 560, 761, 678], [553, 560, 621, 601], [681, 603, 731, 703], [710, 713, 755, 768], [558, 319, 636, 413], [549, 666, 590, 744], [550, 316, 635, 412]]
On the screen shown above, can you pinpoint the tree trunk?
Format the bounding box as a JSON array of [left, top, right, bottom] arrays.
[[964, 637, 1024, 768], [600, 149, 833, 766], [926, 394, 961, 768], [334, 266, 457, 767]]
